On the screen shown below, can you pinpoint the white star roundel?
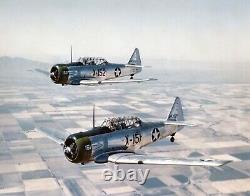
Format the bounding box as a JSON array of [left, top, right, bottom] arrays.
[[152, 128, 160, 142], [114, 67, 121, 77]]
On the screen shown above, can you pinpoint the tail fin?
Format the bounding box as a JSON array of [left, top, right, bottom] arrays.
[[167, 97, 184, 121], [128, 48, 141, 65]]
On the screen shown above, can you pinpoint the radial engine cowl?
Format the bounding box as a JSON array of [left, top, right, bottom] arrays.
[[50, 64, 69, 84], [63, 135, 92, 164]]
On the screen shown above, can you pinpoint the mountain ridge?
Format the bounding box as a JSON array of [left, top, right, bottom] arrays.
[[0, 56, 49, 67]]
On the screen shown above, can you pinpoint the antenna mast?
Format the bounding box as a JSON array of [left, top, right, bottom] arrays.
[[70, 45, 72, 63], [93, 104, 95, 128]]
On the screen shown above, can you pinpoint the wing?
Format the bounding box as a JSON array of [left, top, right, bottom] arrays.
[[34, 68, 50, 77], [29, 126, 71, 146], [80, 78, 157, 86], [108, 153, 230, 167]]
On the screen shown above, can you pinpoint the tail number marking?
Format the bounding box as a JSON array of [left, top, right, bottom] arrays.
[[93, 68, 106, 77], [125, 132, 142, 146]]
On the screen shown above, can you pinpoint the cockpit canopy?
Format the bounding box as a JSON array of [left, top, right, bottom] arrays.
[[78, 57, 108, 66], [101, 116, 142, 131]]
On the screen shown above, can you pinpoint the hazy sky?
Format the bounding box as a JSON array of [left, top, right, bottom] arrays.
[[0, 0, 250, 63]]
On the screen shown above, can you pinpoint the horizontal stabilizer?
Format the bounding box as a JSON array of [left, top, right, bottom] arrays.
[[164, 121, 196, 127], [125, 64, 144, 68], [125, 65, 152, 68]]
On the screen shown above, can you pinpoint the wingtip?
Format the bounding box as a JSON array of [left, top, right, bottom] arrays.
[[148, 78, 157, 81], [200, 158, 232, 167], [219, 160, 232, 166]]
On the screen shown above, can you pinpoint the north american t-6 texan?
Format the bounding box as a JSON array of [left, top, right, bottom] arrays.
[[50, 48, 155, 86], [40, 97, 231, 167]]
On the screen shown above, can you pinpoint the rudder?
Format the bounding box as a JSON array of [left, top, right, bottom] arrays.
[[128, 48, 141, 65], [167, 97, 184, 121]]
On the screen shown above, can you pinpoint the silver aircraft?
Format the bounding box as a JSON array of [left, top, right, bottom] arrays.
[[39, 97, 230, 167], [50, 48, 155, 86]]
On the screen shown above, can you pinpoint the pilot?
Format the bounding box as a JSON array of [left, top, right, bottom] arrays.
[[136, 118, 142, 126], [121, 123, 126, 129], [82, 58, 87, 65], [90, 59, 95, 65], [116, 124, 122, 130]]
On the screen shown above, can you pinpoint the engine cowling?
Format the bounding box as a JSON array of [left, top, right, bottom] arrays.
[[50, 64, 69, 85], [63, 135, 92, 164]]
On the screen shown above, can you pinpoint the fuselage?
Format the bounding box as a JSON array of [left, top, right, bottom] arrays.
[[90, 121, 177, 155], [63, 120, 182, 164], [50, 62, 142, 85]]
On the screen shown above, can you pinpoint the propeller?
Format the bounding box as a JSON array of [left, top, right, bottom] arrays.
[[50, 66, 59, 82]]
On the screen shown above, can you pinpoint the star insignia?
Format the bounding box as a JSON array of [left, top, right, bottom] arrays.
[[152, 128, 160, 142]]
